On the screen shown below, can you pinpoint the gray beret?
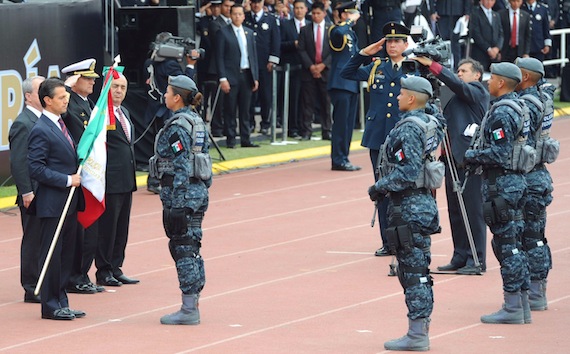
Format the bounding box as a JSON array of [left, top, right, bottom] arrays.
[[490, 62, 522, 83], [168, 75, 198, 93], [400, 76, 433, 98], [515, 57, 545, 77]]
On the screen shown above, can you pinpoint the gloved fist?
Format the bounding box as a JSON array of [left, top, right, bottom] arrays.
[[368, 185, 382, 202], [168, 208, 188, 236], [464, 149, 476, 163]]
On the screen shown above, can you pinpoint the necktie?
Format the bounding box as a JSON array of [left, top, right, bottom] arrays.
[[116, 108, 130, 142], [511, 11, 517, 48], [58, 118, 74, 148], [393, 63, 398, 72], [315, 24, 322, 64], [237, 28, 248, 69]]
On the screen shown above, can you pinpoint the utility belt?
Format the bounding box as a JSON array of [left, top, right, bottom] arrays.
[[482, 167, 517, 182], [482, 168, 523, 225], [390, 188, 430, 203], [160, 174, 200, 187]]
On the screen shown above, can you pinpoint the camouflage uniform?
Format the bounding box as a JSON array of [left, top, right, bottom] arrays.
[[376, 108, 444, 320], [464, 92, 530, 293], [156, 106, 212, 295], [519, 86, 553, 282]]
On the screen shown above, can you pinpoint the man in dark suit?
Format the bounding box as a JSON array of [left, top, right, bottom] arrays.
[[28, 77, 85, 320], [429, 0, 472, 69], [245, 0, 281, 134], [414, 56, 489, 275], [328, 1, 361, 171], [8, 76, 45, 304], [522, 0, 552, 61], [206, 0, 233, 137], [499, 0, 531, 62], [469, 0, 504, 71], [280, 0, 309, 138], [60, 58, 103, 295], [298, 1, 332, 140], [92, 74, 139, 286], [493, 0, 510, 11], [216, 3, 260, 148]]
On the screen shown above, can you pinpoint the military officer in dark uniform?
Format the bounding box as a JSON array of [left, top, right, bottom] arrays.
[[245, 0, 281, 134], [328, 1, 361, 171], [151, 75, 212, 325], [522, 0, 552, 61], [341, 22, 410, 256]]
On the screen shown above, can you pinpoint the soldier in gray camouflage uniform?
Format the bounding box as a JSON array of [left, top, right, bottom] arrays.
[[464, 62, 531, 325], [151, 75, 212, 325], [368, 76, 445, 352], [515, 58, 555, 312]]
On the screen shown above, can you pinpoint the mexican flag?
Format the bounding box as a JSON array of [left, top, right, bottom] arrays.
[[76, 65, 123, 228]]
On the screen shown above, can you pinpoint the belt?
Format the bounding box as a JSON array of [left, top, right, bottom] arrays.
[[240, 68, 251, 73], [391, 188, 430, 203], [483, 167, 516, 182]]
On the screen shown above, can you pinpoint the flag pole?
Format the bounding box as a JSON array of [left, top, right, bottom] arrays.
[[34, 165, 83, 296]]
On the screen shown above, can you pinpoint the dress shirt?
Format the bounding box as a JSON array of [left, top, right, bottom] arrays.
[[313, 21, 325, 45], [295, 18, 305, 33]]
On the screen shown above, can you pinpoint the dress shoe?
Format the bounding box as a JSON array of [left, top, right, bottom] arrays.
[[375, 246, 390, 257], [332, 163, 362, 171], [66, 283, 97, 294], [42, 308, 75, 320], [212, 131, 224, 138], [436, 263, 462, 272], [24, 292, 41, 303], [226, 140, 236, 149], [115, 274, 140, 284], [457, 265, 486, 275], [288, 131, 300, 138], [260, 128, 269, 135], [300, 134, 311, 141], [241, 142, 260, 148], [63, 308, 86, 318], [147, 185, 161, 194], [322, 131, 331, 140], [86, 282, 105, 292], [97, 276, 123, 287]]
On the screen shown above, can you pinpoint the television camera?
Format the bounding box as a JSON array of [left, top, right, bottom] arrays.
[[149, 32, 204, 62]]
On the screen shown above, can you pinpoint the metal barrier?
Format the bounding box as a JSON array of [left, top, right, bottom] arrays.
[[543, 27, 570, 71], [271, 64, 298, 146]]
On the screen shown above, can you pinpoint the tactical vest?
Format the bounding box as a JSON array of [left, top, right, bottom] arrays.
[[524, 89, 560, 164], [149, 111, 212, 181], [379, 114, 444, 189], [476, 98, 536, 173]]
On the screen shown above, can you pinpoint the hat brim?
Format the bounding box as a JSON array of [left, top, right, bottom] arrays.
[[385, 34, 408, 39], [80, 73, 100, 78]]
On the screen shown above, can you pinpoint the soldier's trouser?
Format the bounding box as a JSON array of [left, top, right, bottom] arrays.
[[523, 168, 553, 281], [395, 230, 433, 320], [168, 210, 206, 295]]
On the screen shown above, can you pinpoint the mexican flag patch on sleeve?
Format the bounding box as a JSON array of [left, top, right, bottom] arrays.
[[492, 128, 505, 141], [171, 140, 184, 154], [395, 149, 405, 161]]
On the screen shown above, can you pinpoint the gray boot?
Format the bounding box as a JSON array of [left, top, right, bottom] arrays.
[[521, 290, 532, 324], [160, 294, 200, 325], [384, 317, 430, 351], [481, 291, 524, 324], [529, 280, 548, 311]]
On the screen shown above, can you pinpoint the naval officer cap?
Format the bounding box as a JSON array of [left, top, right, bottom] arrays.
[[515, 57, 545, 77], [61, 58, 100, 78], [336, 1, 358, 12], [168, 75, 198, 93], [490, 62, 522, 83], [383, 22, 410, 39], [400, 76, 433, 98]]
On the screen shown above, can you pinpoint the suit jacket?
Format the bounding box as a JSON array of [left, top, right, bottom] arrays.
[[207, 15, 231, 76], [63, 90, 93, 142], [28, 114, 80, 218], [280, 18, 309, 66], [499, 9, 531, 57], [215, 24, 260, 86], [469, 6, 503, 70], [107, 107, 137, 194], [429, 0, 472, 16], [9, 107, 39, 206], [522, 2, 553, 53], [297, 21, 332, 82], [245, 10, 281, 65]]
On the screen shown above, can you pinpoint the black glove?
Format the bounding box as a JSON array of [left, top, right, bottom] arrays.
[[168, 208, 188, 236], [368, 185, 383, 202]]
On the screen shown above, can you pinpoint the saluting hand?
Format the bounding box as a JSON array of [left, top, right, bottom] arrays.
[[362, 38, 386, 56]]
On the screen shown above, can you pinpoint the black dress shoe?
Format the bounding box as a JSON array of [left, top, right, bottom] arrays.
[[300, 134, 311, 141], [241, 142, 260, 148], [322, 131, 331, 140], [260, 128, 269, 135], [97, 276, 123, 287], [332, 163, 362, 171], [115, 274, 140, 284], [227, 140, 236, 149], [42, 308, 75, 320], [24, 292, 41, 303], [436, 263, 462, 272], [375, 246, 390, 257], [66, 283, 97, 294], [63, 308, 86, 318], [288, 131, 300, 138]]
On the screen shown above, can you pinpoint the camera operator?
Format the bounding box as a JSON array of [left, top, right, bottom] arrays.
[[144, 32, 202, 194], [413, 56, 489, 275]]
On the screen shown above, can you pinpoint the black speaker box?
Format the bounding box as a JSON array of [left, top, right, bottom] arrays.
[[118, 6, 195, 87]]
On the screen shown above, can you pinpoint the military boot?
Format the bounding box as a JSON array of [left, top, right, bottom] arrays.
[[160, 294, 200, 325], [384, 317, 430, 351], [481, 291, 524, 324], [528, 279, 548, 311], [521, 290, 532, 324]]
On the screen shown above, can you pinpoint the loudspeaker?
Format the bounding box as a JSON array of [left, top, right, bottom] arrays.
[[118, 6, 195, 86]]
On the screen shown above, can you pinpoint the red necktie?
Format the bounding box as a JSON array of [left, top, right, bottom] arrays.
[[315, 24, 322, 64], [58, 118, 74, 148], [511, 11, 517, 48], [116, 108, 130, 142]]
